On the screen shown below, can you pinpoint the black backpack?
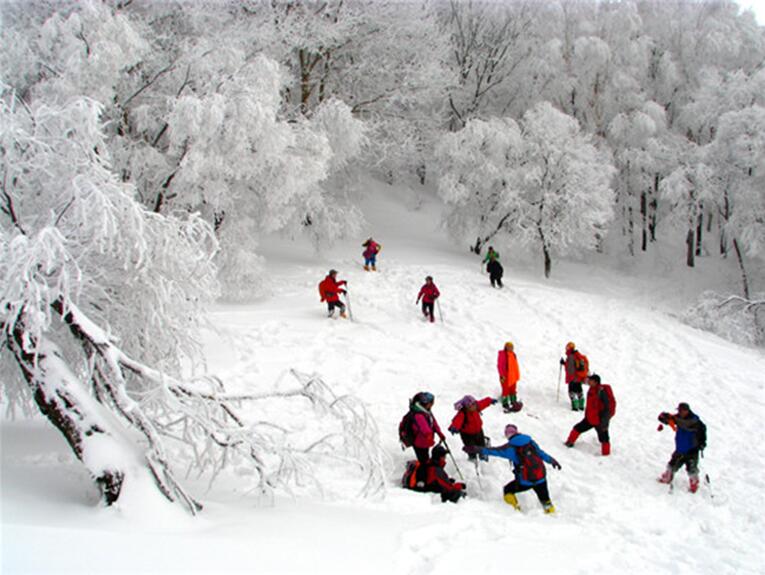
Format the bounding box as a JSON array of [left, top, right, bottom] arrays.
[[696, 419, 707, 451], [399, 410, 418, 447], [517, 442, 546, 483]]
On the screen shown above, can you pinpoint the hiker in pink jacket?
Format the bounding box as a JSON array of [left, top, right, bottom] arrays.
[[411, 391, 446, 464]]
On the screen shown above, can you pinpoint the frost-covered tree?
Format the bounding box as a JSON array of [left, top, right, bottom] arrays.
[[435, 116, 524, 253], [437, 102, 615, 277], [518, 102, 616, 277], [706, 106, 765, 299], [0, 89, 384, 510]]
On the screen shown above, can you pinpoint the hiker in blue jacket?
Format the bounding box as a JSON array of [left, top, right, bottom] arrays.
[[464, 424, 561, 514], [657, 402, 707, 493]]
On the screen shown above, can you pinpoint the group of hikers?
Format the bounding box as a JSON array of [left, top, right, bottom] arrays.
[[398, 340, 707, 513], [317, 239, 508, 322], [317, 237, 707, 512]]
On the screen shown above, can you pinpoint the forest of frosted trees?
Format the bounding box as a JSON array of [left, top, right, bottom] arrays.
[[1, 0, 764, 508]]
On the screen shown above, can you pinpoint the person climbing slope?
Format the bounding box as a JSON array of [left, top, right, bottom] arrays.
[[560, 341, 588, 411], [449, 395, 497, 460], [318, 269, 348, 319], [362, 237, 382, 271], [564, 374, 616, 456], [464, 424, 561, 514], [416, 276, 440, 323]]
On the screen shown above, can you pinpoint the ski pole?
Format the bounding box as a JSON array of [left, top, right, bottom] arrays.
[[440, 437, 464, 481], [436, 299, 444, 323], [344, 290, 353, 321], [557, 363, 562, 403]]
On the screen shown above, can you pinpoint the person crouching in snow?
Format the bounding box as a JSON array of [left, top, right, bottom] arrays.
[[497, 342, 522, 412], [402, 445, 466, 503], [416, 276, 440, 323], [318, 269, 347, 318], [449, 395, 497, 461], [657, 402, 707, 493], [464, 424, 561, 514], [362, 237, 382, 271], [564, 374, 615, 456]]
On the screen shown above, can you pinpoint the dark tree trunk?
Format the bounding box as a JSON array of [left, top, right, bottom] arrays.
[[6, 319, 125, 505], [628, 206, 635, 256], [686, 228, 695, 268], [695, 208, 703, 257], [641, 189, 647, 252], [649, 174, 659, 242], [732, 237, 750, 300]]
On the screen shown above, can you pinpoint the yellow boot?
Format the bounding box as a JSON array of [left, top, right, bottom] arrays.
[[503, 493, 521, 511], [543, 501, 556, 515]]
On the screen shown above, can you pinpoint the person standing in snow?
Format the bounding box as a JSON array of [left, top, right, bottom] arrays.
[[464, 424, 561, 514], [564, 374, 615, 456], [406, 391, 446, 466], [449, 395, 497, 460], [560, 341, 588, 411], [402, 445, 466, 503], [657, 402, 706, 493], [497, 342, 522, 412], [362, 237, 382, 271], [482, 246, 500, 269], [486, 257, 504, 288], [318, 269, 348, 319], [416, 276, 440, 323]]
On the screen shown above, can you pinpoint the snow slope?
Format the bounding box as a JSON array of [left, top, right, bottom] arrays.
[[3, 178, 765, 575]]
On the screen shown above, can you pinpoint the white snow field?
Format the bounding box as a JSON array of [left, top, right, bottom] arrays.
[[2, 179, 764, 575]]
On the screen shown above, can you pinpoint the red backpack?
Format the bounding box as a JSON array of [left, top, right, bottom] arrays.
[[518, 442, 546, 483], [399, 411, 418, 447], [601, 384, 616, 418]]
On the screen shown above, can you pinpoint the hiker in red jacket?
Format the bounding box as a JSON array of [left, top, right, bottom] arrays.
[[416, 276, 440, 323], [318, 269, 347, 319], [449, 395, 497, 461], [564, 374, 615, 456], [560, 342, 588, 411]]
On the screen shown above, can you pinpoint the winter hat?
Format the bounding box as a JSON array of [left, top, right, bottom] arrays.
[[677, 402, 691, 412], [504, 424, 519, 438], [329, 269, 338, 276], [588, 373, 601, 384], [425, 275, 433, 281], [431, 445, 448, 461], [416, 391, 434, 405], [566, 341, 576, 351], [505, 341, 514, 350], [454, 395, 476, 410]]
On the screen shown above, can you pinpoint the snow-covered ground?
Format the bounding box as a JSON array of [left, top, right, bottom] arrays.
[[3, 179, 764, 575]]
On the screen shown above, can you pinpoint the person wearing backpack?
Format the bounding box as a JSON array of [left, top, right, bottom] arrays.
[[564, 374, 615, 456], [497, 342, 522, 412], [463, 424, 561, 514], [362, 238, 382, 271], [416, 276, 440, 323], [486, 258, 504, 288], [401, 445, 466, 503], [318, 269, 348, 319], [657, 402, 706, 493], [448, 395, 497, 461], [399, 391, 446, 466], [560, 342, 588, 411]]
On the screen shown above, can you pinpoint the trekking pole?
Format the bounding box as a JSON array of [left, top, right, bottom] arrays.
[[440, 437, 464, 481], [556, 363, 562, 403], [436, 299, 444, 323], [344, 290, 353, 321]]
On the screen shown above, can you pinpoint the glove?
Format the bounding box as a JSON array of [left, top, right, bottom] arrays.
[[658, 412, 670, 424], [340, 289, 347, 295], [657, 424, 664, 432], [454, 482, 466, 490], [559, 358, 565, 366], [550, 458, 562, 470], [499, 376, 506, 384], [462, 445, 481, 455], [490, 398, 498, 405], [438, 432, 446, 442], [448, 426, 459, 435]]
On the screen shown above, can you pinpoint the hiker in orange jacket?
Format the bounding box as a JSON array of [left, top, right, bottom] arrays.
[[497, 342, 522, 412]]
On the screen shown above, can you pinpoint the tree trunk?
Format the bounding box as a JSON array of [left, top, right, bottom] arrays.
[[686, 227, 695, 267], [640, 189, 647, 252], [732, 237, 750, 299], [628, 205, 634, 256], [695, 208, 703, 257], [649, 174, 659, 242], [537, 222, 552, 278], [7, 319, 126, 505]]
